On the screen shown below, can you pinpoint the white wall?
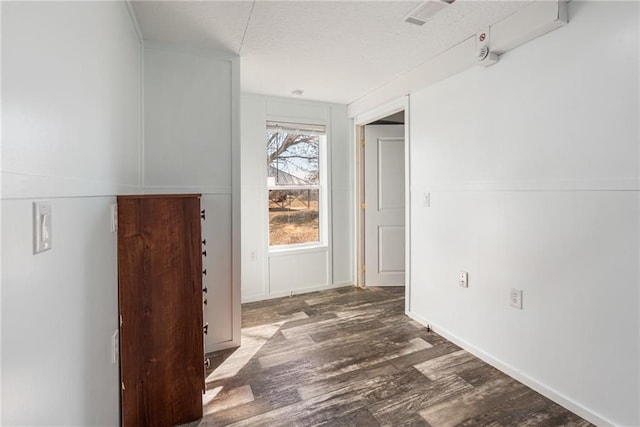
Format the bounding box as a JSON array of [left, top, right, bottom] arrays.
[[143, 44, 241, 352], [241, 95, 353, 302], [1, 2, 141, 425], [408, 2, 639, 425]]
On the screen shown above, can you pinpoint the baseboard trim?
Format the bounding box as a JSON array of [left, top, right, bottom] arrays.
[[363, 284, 406, 287], [206, 340, 240, 353], [406, 311, 613, 427], [241, 282, 355, 304]]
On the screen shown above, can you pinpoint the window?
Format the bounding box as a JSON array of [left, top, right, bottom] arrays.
[[266, 121, 326, 247]]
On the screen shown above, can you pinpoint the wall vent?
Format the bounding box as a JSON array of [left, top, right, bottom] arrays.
[[404, 0, 455, 26]]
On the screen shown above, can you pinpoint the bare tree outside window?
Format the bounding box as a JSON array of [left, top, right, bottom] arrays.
[[266, 122, 324, 246], [267, 131, 319, 184]]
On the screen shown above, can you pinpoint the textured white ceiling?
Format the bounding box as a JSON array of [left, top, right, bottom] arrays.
[[132, 1, 532, 104]]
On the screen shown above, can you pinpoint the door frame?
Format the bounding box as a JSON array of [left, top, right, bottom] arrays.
[[352, 96, 411, 312]]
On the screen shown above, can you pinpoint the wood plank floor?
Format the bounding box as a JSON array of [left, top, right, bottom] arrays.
[[195, 286, 592, 426]]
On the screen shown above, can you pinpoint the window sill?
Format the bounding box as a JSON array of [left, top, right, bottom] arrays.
[[268, 244, 328, 257]]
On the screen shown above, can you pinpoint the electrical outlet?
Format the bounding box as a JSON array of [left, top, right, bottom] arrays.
[[510, 288, 523, 309], [459, 271, 468, 288], [250, 250, 257, 261]]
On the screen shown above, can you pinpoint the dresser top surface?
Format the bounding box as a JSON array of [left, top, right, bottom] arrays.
[[117, 194, 201, 200]]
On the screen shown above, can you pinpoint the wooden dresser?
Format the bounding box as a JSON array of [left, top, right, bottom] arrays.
[[117, 194, 206, 426]]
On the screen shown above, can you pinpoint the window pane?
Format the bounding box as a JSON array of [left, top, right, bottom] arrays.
[[267, 130, 319, 186], [267, 122, 324, 248], [269, 189, 319, 246]]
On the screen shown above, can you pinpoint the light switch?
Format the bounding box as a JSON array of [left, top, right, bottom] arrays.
[[33, 201, 52, 254], [112, 329, 119, 364], [110, 204, 118, 233]]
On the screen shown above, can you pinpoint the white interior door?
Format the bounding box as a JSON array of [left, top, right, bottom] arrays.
[[364, 124, 405, 286]]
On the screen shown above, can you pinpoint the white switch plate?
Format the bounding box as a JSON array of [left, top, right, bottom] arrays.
[[110, 204, 118, 233], [423, 192, 430, 207], [510, 288, 523, 309], [459, 271, 468, 288], [33, 201, 52, 254], [112, 329, 119, 364]]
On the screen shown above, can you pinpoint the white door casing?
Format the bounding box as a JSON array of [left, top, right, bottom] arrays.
[[364, 124, 405, 286]]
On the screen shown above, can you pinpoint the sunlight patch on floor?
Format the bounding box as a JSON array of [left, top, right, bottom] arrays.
[[204, 385, 254, 415], [203, 386, 223, 407], [207, 311, 309, 382]]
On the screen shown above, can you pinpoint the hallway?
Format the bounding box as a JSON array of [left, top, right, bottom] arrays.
[[199, 287, 591, 426]]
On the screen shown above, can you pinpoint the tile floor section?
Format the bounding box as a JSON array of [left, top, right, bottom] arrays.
[[195, 286, 593, 426]]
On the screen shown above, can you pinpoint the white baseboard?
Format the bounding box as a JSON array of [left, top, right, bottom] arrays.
[[364, 283, 406, 287], [406, 311, 613, 427], [206, 339, 240, 354], [241, 282, 355, 304]]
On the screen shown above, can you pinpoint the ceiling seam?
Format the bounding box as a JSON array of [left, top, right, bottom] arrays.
[[348, 33, 474, 106], [238, 0, 257, 56]]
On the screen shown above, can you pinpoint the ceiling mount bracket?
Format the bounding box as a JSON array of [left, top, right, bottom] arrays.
[[475, 27, 499, 67]]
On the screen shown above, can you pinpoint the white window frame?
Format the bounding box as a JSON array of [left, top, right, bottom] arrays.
[[266, 120, 328, 253]]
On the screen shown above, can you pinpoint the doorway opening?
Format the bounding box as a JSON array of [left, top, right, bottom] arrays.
[[356, 109, 406, 289]]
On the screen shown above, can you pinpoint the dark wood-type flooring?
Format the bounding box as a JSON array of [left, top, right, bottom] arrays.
[[193, 286, 593, 426]]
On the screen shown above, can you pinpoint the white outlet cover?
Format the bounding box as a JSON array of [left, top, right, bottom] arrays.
[[423, 192, 430, 207], [510, 288, 523, 309], [459, 271, 468, 288]]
